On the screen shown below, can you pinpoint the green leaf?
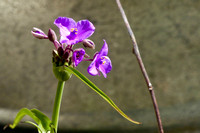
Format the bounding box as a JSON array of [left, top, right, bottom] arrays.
[[9, 108, 54, 133], [31, 109, 54, 132], [66, 66, 141, 124], [9, 108, 39, 129]]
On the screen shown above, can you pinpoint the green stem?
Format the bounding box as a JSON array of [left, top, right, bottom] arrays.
[[52, 80, 65, 133]]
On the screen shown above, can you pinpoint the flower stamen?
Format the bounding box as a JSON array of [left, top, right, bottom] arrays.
[[70, 28, 78, 34], [67, 28, 78, 40], [70, 28, 74, 32]]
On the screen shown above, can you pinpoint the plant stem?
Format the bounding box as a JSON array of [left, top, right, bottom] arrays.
[[115, 0, 164, 133], [52, 80, 65, 133]]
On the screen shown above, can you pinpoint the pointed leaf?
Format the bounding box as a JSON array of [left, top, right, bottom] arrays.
[[9, 108, 39, 129], [66, 66, 141, 124], [9, 108, 54, 133], [31, 109, 53, 131]]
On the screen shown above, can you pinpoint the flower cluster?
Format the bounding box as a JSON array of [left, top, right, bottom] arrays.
[[32, 17, 112, 78]]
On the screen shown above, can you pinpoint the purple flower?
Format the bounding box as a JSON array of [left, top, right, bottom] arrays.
[[87, 40, 112, 78], [54, 17, 95, 45], [72, 48, 85, 67]]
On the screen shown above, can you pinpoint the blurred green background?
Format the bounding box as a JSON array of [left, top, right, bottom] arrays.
[[0, 0, 200, 132]]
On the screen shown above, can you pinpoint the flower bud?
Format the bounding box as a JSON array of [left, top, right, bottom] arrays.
[[82, 39, 95, 49], [57, 47, 64, 57], [31, 27, 48, 39], [52, 49, 58, 58], [63, 52, 69, 60], [48, 28, 57, 42]]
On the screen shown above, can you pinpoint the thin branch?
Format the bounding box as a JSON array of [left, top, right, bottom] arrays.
[[115, 0, 164, 133]]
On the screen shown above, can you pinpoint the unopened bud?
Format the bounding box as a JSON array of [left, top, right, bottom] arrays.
[[31, 27, 48, 39], [82, 39, 95, 49], [63, 52, 69, 60], [57, 47, 64, 57], [52, 50, 58, 58], [52, 49, 60, 64], [48, 28, 57, 42]]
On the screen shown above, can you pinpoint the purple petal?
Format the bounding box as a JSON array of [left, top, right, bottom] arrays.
[[59, 36, 68, 44], [97, 56, 112, 78], [54, 17, 77, 44], [72, 48, 85, 67], [99, 40, 108, 56], [54, 17, 77, 31], [77, 20, 95, 42], [60, 36, 79, 45], [87, 54, 99, 76], [99, 65, 107, 78]]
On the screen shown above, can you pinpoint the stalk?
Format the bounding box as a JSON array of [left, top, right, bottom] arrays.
[[51, 80, 65, 133]]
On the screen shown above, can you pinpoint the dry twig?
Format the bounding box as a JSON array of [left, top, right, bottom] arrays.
[[116, 0, 164, 133]]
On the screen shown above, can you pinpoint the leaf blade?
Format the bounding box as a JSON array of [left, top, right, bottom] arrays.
[[9, 108, 53, 133], [67, 66, 141, 124], [31, 109, 53, 131], [9, 108, 39, 129]]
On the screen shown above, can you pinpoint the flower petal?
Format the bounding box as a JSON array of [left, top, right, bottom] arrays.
[[99, 65, 107, 78], [77, 20, 95, 42], [72, 48, 85, 67], [87, 54, 99, 76], [99, 40, 108, 56], [98, 56, 112, 78], [54, 17, 77, 44], [60, 37, 80, 45], [54, 17, 77, 31]]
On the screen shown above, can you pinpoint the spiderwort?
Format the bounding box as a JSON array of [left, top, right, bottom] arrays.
[[72, 48, 85, 67], [88, 40, 112, 78], [54, 17, 95, 45], [9, 16, 140, 133]]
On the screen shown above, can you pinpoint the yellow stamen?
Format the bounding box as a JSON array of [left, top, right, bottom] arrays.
[[70, 28, 74, 32], [102, 61, 106, 64]]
